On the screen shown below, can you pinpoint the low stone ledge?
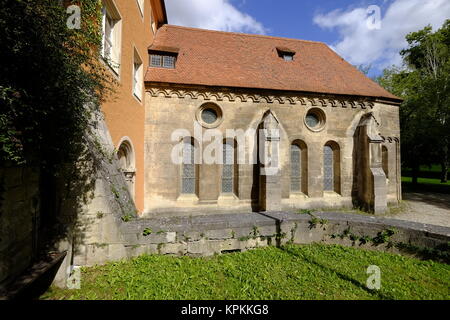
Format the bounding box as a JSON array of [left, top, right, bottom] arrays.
[[263, 211, 450, 255], [122, 213, 276, 233], [80, 211, 450, 266]]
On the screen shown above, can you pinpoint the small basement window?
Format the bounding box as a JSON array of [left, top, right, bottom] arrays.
[[150, 52, 177, 69]]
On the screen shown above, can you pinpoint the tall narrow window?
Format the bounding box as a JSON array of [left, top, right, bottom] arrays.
[[117, 140, 135, 199], [323, 146, 334, 191], [182, 138, 196, 194], [324, 142, 340, 193], [101, 2, 122, 74], [103, 11, 114, 59], [382, 146, 389, 179], [291, 144, 301, 192], [222, 141, 234, 193], [133, 49, 143, 101]]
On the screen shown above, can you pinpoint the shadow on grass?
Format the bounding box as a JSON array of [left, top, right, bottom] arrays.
[[279, 246, 395, 300], [402, 181, 450, 195], [395, 242, 450, 264]]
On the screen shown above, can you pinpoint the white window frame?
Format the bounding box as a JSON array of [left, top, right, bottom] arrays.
[[136, 0, 144, 17], [101, 1, 122, 75], [133, 48, 143, 101], [150, 53, 176, 69]]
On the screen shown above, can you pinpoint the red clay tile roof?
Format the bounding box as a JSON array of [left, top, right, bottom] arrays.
[[145, 25, 401, 102]]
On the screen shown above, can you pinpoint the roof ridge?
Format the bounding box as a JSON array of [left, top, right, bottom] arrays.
[[161, 24, 326, 45]]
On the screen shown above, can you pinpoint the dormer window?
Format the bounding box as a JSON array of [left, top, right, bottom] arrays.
[[282, 53, 294, 61], [150, 52, 177, 69], [276, 47, 295, 61]]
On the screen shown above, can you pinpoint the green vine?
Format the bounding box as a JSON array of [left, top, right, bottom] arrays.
[[331, 227, 398, 247], [142, 228, 152, 237]]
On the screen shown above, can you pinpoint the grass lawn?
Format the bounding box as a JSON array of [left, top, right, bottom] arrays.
[[402, 176, 450, 194], [41, 244, 450, 300], [402, 163, 450, 193], [402, 176, 450, 186]]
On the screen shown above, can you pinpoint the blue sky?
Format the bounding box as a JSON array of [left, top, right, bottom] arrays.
[[230, 0, 385, 42], [166, 0, 450, 77]]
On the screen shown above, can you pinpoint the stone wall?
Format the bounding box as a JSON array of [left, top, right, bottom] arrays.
[[144, 85, 401, 216], [72, 211, 450, 266], [0, 166, 40, 290], [52, 111, 138, 287]]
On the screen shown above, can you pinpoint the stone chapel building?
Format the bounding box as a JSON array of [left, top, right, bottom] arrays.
[[0, 0, 405, 292], [140, 25, 402, 216]]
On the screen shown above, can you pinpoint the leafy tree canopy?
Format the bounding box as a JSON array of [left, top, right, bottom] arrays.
[[0, 0, 114, 169], [376, 20, 450, 183]]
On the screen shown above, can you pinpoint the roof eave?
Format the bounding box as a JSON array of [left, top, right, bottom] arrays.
[[144, 80, 404, 105]]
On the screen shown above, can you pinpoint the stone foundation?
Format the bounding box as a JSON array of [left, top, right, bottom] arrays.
[[72, 211, 450, 268]]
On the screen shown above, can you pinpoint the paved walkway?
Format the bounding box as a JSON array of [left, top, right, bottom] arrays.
[[391, 192, 450, 227]]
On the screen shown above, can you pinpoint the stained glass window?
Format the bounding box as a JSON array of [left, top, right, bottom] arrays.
[[306, 114, 320, 128], [222, 142, 234, 193], [201, 108, 218, 124], [291, 144, 301, 192], [323, 145, 334, 191], [182, 140, 195, 194]]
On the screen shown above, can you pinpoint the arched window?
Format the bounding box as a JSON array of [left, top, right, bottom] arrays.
[[222, 141, 234, 194], [324, 141, 341, 193], [290, 140, 308, 194], [382, 146, 389, 179], [291, 144, 301, 192], [117, 139, 135, 199], [181, 137, 196, 194]]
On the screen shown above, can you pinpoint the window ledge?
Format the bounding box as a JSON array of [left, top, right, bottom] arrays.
[[100, 57, 120, 80], [218, 193, 239, 205], [289, 192, 308, 200], [176, 194, 199, 203], [323, 191, 341, 197], [149, 66, 176, 70], [218, 193, 238, 199]]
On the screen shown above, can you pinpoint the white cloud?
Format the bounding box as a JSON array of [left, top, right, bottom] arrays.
[[313, 0, 450, 71], [165, 0, 267, 34]]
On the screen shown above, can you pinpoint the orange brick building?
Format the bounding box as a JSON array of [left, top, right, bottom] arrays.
[[100, 0, 167, 213]]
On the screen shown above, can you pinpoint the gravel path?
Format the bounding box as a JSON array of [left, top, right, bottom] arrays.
[[391, 192, 450, 227]]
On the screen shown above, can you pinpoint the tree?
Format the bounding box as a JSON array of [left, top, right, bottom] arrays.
[[377, 20, 450, 183], [401, 20, 450, 182], [0, 0, 114, 168], [0, 0, 117, 251]]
